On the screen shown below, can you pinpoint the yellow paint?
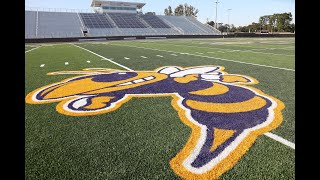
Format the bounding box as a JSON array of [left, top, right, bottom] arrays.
[[25, 66, 285, 180], [221, 75, 250, 83], [40, 83, 65, 96], [174, 75, 198, 84], [84, 96, 114, 109], [210, 128, 236, 152], [190, 83, 229, 96], [186, 96, 267, 113], [170, 88, 284, 180]]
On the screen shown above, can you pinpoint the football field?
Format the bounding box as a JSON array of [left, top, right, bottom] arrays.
[[25, 38, 295, 179]]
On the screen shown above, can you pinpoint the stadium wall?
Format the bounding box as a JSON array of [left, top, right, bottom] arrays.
[[25, 33, 295, 43]]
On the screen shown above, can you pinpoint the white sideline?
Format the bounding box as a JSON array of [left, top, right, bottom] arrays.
[[264, 132, 295, 149], [72, 44, 133, 71], [111, 44, 295, 72], [25, 46, 41, 53], [73, 42, 295, 150]]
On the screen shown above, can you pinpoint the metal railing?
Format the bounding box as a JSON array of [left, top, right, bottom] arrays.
[[25, 6, 95, 13]]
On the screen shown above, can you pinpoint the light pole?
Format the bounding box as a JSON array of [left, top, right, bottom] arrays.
[[227, 9, 232, 34], [215, 0, 220, 29]]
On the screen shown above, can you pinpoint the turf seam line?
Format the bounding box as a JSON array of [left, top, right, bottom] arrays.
[[111, 44, 295, 71], [72, 44, 133, 71], [264, 132, 295, 149], [25, 46, 41, 53]]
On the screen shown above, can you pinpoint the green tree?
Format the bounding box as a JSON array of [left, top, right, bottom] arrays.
[[164, 6, 173, 16], [268, 15, 276, 32], [218, 23, 228, 32], [288, 23, 295, 33], [272, 12, 293, 32], [185, 3, 199, 17], [172, 3, 199, 17], [229, 24, 236, 32], [168, 6, 173, 16], [259, 15, 270, 31], [247, 22, 261, 32], [207, 21, 215, 27], [174, 4, 184, 16]]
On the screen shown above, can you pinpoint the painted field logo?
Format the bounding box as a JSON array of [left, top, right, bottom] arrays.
[[26, 66, 284, 179]]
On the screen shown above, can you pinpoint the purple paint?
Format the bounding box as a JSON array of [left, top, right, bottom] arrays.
[[35, 70, 274, 169]]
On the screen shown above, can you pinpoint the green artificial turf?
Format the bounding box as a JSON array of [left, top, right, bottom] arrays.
[[25, 38, 295, 179]]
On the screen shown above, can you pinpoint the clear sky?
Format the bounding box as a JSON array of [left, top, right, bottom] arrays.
[[25, 0, 295, 26]]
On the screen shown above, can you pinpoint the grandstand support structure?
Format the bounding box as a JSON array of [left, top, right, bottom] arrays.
[[35, 11, 39, 37], [77, 12, 87, 36], [158, 17, 184, 35], [184, 16, 209, 34], [205, 23, 221, 34]]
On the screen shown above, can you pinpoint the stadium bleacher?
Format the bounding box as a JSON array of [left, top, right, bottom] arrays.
[[25, 11, 37, 38], [25, 11, 220, 38], [108, 13, 147, 28], [140, 15, 170, 28], [37, 11, 84, 38], [159, 15, 211, 35], [80, 13, 115, 28]]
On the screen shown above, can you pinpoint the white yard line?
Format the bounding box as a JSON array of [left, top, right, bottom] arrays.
[[141, 56, 148, 58], [111, 44, 295, 72], [72, 44, 133, 71], [124, 57, 130, 60], [40, 64, 45, 68], [171, 54, 178, 56], [264, 132, 295, 149], [65, 62, 69, 65], [25, 46, 41, 53], [87, 61, 91, 63], [156, 55, 164, 58]]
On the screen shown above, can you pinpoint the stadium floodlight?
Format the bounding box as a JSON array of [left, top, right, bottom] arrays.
[[215, 0, 220, 29], [227, 9, 232, 33]]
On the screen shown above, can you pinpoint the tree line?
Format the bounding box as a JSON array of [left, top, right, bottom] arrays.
[[164, 3, 199, 17], [163, 4, 294, 33], [207, 12, 295, 33]]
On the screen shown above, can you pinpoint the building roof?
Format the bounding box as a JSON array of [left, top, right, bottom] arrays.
[[91, 0, 146, 9]]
